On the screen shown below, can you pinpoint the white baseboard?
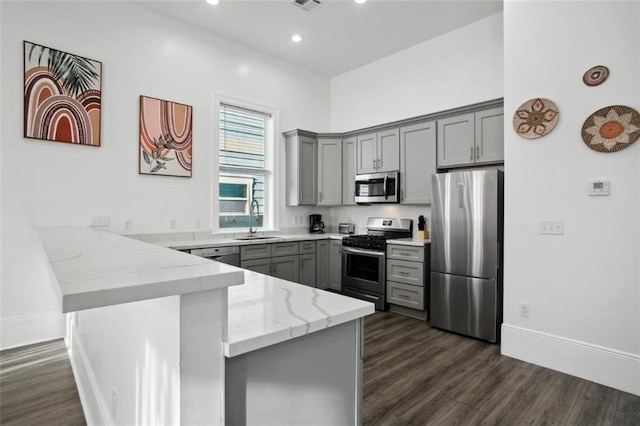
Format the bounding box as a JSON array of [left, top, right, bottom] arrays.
[[0, 311, 65, 350], [68, 330, 111, 426], [501, 324, 640, 396]]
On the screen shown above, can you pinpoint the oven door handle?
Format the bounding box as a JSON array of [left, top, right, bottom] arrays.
[[342, 246, 386, 257]]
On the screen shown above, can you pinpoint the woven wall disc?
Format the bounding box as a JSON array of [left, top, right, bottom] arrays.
[[581, 105, 640, 153], [583, 65, 609, 86], [512, 98, 559, 139]]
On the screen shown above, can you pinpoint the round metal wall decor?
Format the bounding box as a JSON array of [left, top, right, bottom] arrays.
[[581, 105, 640, 153], [512, 98, 559, 139], [583, 65, 609, 86]]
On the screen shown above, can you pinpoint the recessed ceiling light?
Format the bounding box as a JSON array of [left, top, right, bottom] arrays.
[[206, 0, 219, 5], [291, 34, 303, 43], [354, 0, 367, 4]]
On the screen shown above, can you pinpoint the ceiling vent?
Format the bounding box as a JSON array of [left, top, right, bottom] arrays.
[[292, 0, 322, 12]]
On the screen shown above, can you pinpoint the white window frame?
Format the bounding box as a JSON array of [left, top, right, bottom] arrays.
[[219, 176, 253, 216], [213, 94, 279, 233]]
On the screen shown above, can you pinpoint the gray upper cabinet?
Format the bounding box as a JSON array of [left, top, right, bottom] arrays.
[[400, 121, 436, 204], [317, 139, 342, 206], [342, 137, 356, 205], [475, 107, 504, 164], [356, 129, 400, 174], [285, 131, 317, 206], [437, 107, 504, 168]]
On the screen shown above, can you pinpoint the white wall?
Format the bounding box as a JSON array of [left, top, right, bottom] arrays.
[[330, 12, 504, 132], [328, 12, 503, 231], [0, 0, 330, 348], [502, 0, 639, 395]]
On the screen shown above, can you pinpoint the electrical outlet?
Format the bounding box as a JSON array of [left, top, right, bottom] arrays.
[[519, 303, 530, 318], [540, 220, 564, 235], [123, 219, 132, 232], [169, 218, 176, 229], [111, 388, 119, 420], [91, 216, 109, 227]]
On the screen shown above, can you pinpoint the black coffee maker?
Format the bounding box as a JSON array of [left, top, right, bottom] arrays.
[[310, 214, 325, 234]]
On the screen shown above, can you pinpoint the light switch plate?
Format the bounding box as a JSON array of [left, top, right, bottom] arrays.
[[540, 220, 564, 235]]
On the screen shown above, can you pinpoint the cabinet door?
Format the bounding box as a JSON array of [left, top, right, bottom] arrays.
[[329, 240, 342, 291], [342, 137, 357, 205], [475, 107, 504, 164], [316, 240, 330, 289], [356, 132, 377, 174], [299, 253, 317, 287], [400, 121, 436, 204], [377, 128, 400, 172], [272, 255, 299, 282], [318, 139, 342, 206], [299, 136, 318, 205], [241, 258, 271, 276], [437, 113, 475, 168]]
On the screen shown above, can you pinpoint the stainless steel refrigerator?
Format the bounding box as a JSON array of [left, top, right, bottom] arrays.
[[430, 169, 503, 343]]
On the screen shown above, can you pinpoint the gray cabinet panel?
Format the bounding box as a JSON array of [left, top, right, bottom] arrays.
[[299, 137, 318, 205], [329, 240, 342, 291], [387, 244, 424, 262], [299, 253, 316, 287], [377, 128, 400, 172], [241, 258, 271, 275], [387, 259, 423, 286], [318, 139, 342, 206], [475, 107, 504, 164], [272, 255, 299, 282], [400, 121, 436, 204], [387, 281, 424, 310], [342, 137, 357, 205], [356, 132, 377, 174], [299, 241, 316, 254], [272, 242, 299, 257], [241, 244, 272, 261], [437, 113, 475, 168], [316, 240, 330, 289]]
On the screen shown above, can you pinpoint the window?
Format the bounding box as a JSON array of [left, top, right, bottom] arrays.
[[218, 103, 272, 230]]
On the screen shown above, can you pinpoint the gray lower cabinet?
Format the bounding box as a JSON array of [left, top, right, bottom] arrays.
[[273, 255, 299, 282], [240, 244, 272, 261], [329, 240, 342, 291], [299, 253, 316, 287], [386, 243, 429, 319], [316, 240, 329, 289], [241, 258, 272, 275]]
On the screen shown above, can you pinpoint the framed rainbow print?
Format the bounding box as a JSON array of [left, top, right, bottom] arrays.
[[23, 41, 102, 146], [139, 95, 193, 177]]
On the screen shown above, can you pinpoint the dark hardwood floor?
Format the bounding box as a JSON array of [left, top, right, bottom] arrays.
[[363, 312, 640, 426], [0, 339, 85, 425], [1, 315, 639, 425]]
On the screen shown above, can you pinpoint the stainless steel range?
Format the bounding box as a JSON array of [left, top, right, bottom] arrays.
[[342, 218, 412, 310]]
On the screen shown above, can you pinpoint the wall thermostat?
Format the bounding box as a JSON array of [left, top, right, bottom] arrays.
[[588, 179, 610, 196]]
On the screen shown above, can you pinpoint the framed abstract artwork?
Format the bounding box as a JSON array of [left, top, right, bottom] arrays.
[[139, 96, 193, 177], [23, 41, 102, 146]]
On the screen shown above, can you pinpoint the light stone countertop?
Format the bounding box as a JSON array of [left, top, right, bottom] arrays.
[[128, 231, 346, 251], [387, 237, 431, 247], [37, 227, 245, 313], [225, 270, 374, 357]]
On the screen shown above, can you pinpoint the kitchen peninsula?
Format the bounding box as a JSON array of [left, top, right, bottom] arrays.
[[37, 227, 374, 425]]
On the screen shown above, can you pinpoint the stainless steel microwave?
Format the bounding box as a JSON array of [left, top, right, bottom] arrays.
[[354, 171, 400, 204]]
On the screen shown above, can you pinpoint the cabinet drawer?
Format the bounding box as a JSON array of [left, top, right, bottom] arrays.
[[299, 240, 316, 254], [387, 281, 424, 310], [241, 258, 271, 275], [387, 244, 424, 262], [272, 242, 299, 257], [386, 259, 423, 286], [240, 244, 272, 260]]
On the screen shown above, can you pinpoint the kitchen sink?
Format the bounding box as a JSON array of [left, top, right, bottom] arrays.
[[233, 236, 281, 241]]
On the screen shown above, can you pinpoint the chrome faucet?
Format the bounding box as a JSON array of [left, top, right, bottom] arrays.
[[248, 199, 260, 235]]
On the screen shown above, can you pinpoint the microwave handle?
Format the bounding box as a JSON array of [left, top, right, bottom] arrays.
[[383, 174, 388, 200]]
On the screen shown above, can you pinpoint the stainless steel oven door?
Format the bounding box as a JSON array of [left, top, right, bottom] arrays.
[[342, 246, 386, 293]]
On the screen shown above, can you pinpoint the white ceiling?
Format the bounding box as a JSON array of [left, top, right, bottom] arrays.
[[131, 0, 503, 77]]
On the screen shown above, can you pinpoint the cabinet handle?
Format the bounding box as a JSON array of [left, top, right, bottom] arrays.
[[470, 146, 474, 160], [299, 190, 302, 200], [377, 158, 381, 169], [373, 159, 376, 170], [400, 189, 404, 201], [476, 145, 480, 160], [398, 271, 410, 275], [319, 191, 323, 202], [273, 262, 276, 274]]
